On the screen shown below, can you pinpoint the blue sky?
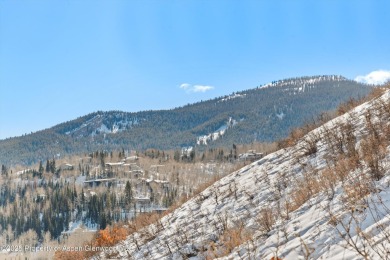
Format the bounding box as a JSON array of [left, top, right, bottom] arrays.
[[1, 0, 390, 139]]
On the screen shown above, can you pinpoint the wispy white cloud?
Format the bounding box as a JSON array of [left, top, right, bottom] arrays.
[[192, 85, 214, 92], [179, 83, 214, 93], [355, 70, 390, 85], [180, 83, 191, 90]]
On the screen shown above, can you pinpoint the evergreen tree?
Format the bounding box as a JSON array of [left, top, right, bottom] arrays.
[[50, 159, 56, 174], [174, 150, 180, 162], [45, 159, 50, 173], [1, 164, 7, 176], [38, 161, 44, 177], [99, 212, 107, 229], [124, 181, 133, 204], [189, 150, 195, 162]]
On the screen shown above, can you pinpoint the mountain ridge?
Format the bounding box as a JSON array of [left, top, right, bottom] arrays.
[[0, 75, 372, 166]]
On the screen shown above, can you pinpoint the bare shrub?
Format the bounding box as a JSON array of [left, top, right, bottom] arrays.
[[278, 120, 319, 150], [256, 207, 276, 236], [301, 133, 319, 156], [278, 127, 306, 149], [297, 235, 315, 260], [337, 87, 387, 116], [207, 223, 252, 259], [343, 175, 373, 209], [321, 124, 343, 156], [337, 97, 362, 116], [289, 171, 321, 211], [374, 97, 390, 121], [328, 196, 390, 260], [361, 141, 386, 181], [94, 224, 129, 247], [360, 123, 387, 181], [333, 156, 358, 182], [319, 167, 338, 199]]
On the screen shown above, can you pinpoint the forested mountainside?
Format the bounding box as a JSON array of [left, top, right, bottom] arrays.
[[0, 75, 371, 166], [94, 88, 390, 259]]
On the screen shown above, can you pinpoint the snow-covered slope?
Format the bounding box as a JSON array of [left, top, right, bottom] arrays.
[[94, 90, 390, 259], [64, 112, 141, 137], [197, 117, 238, 145]]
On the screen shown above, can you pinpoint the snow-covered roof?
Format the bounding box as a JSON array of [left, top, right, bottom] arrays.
[[105, 162, 125, 166], [83, 178, 117, 183]]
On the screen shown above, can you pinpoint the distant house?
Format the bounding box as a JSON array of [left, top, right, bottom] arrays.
[[105, 162, 125, 173], [125, 156, 139, 161], [60, 163, 74, 171], [134, 196, 151, 211], [238, 150, 264, 162], [35, 194, 46, 202], [83, 178, 117, 188], [105, 162, 125, 167], [38, 194, 46, 199], [138, 178, 170, 187], [128, 169, 144, 178], [83, 189, 97, 197], [153, 207, 168, 214], [16, 169, 31, 176], [151, 179, 170, 189]]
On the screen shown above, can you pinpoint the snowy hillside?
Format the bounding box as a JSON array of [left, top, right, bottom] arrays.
[[197, 117, 238, 145], [262, 75, 346, 90], [63, 112, 141, 137], [93, 89, 390, 259]]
